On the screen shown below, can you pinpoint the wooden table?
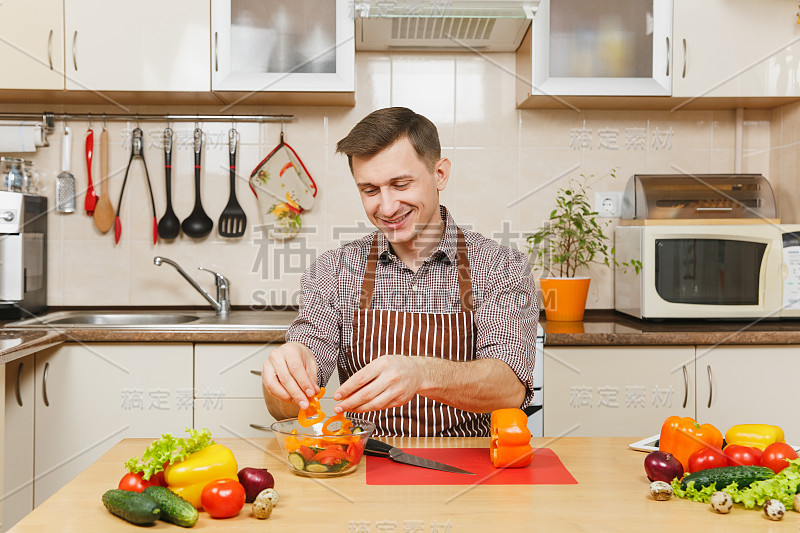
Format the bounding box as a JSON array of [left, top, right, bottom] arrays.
[[9, 437, 798, 532]]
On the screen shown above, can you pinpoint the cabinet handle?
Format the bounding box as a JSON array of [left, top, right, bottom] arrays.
[[665, 36, 670, 77], [15, 361, 23, 407], [72, 31, 78, 71], [249, 369, 262, 376], [249, 423, 272, 431], [682, 38, 687, 78], [214, 32, 219, 72], [706, 364, 713, 408], [42, 361, 50, 407], [681, 364, 688, 409], [47, 30, 54, 70]]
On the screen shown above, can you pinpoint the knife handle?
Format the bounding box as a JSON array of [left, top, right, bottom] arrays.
[[364, 438, 393, 457]]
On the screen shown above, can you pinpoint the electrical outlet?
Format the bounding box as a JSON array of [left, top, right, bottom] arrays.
[[595, 191, 622, 218]]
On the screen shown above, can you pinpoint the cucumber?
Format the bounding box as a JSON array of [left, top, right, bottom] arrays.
[[680, 465, 775, 491], [288, 452, 306, 470], [101, 489, 161, 525], [351, 426, 364, 433], [305, 461, 330, 473], [144, 486, 199, 528]]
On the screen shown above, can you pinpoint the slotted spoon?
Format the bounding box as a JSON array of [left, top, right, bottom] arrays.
[[218, 127, 246, 238]]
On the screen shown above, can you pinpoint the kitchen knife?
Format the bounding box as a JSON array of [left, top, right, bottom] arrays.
[[365, 438, 475, 475]]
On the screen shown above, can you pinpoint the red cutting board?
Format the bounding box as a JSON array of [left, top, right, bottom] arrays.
[[365, 447, 578, 486]]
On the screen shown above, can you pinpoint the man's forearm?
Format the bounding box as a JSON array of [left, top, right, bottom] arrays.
[[416, 357, 526, 413], [263, 386, 301, 420]]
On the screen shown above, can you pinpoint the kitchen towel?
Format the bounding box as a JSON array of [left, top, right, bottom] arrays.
[[0, 122, 45, 153], [365, 447, 578, 486]]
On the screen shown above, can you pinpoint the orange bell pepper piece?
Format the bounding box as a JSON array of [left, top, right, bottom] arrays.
[[658, 415, 723, 471], [298, 387, 326, 427], [322, 413, 352, 436], [490, 408, 533, 468]]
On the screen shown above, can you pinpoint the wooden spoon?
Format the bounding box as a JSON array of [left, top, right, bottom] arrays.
[[93, 128, 114, 233]]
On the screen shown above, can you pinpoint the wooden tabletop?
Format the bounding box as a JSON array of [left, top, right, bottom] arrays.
[[9, 437, 799, 532]]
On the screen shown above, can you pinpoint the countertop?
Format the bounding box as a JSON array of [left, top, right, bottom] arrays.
[[3, 309, 800, 367], [8, 437, 797, 533]]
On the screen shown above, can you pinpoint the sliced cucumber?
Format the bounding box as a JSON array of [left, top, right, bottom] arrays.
[[351, 426, 364, 433], [288, 452, 306, 471], [305, 462, 330, 473]]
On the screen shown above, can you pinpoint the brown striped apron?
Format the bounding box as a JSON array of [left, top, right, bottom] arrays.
[[347, 228, 490, 437]]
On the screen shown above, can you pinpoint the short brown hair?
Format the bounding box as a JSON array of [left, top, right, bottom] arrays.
[[336, 107, 441, 172]]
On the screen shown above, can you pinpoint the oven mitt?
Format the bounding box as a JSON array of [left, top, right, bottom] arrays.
[[249, 138, 317, 240]]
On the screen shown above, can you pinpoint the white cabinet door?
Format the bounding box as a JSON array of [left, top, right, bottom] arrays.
[[3, 356, 34, 532], [544, 346, 695, 438], [211, 0, 354, 92], [194, 398, 277, 440], [0, 0, 64, 89], [696, 345, 800, 444], [64, 0, 210, 91], [33, 343, 193, 507], [195, 343, 277, 399], [673, 0, 800, 97]]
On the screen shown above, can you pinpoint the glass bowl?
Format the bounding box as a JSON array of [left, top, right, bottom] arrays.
[[271, 417, 375, 477]]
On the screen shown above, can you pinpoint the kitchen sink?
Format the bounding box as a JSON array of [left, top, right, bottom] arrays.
[[44, 313, 199, 326], [5, 310, 298, 330]]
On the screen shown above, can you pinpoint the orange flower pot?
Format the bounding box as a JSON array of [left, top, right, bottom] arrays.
[[539, 277, 590, 322]]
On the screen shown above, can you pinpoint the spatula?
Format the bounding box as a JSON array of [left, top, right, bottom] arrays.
[[218, 128, 246, 238], [93, 127, 114, 233]]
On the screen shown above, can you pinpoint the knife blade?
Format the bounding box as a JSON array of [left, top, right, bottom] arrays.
[[365, 438, 475, 475]]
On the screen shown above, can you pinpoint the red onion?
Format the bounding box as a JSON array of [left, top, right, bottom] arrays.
[[237, 467, 275, 503], [644, 451, 684, 482]]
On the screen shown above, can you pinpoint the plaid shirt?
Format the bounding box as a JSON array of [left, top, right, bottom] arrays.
[[286, 205, 538, 409]]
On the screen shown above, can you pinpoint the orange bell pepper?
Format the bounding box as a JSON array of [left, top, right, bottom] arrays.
[[658, 415, 723, 471], [298, 387, 326, 427], [490, 408, 533, 468], [322, 413, 352, 436]]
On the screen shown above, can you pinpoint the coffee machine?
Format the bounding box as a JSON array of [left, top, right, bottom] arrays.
[[0, 191, 47, 318]]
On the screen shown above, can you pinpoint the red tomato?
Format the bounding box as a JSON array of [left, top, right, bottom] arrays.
[[724, 445, 762, 467], [688, 447, 728, 473], [760, 443, 799, 474], [151, 470, 167, 487], [201, 479, 246, 519], [118, 472, 157, 492]]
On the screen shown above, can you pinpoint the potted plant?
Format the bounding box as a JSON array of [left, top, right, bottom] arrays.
[[526, 172, 639, 321]]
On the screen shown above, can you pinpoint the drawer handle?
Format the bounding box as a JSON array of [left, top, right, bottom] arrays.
[[250, 369, 262, 376], [42, 361, 50, 407], [249, 423, 272, 431], [15, 361, 23, 407], [682, 364, 688, 409], [706, 364, 713, 408]]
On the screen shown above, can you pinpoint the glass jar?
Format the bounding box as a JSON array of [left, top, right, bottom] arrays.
[[23, 160, 38, 193], [0, 157, 23, 192]]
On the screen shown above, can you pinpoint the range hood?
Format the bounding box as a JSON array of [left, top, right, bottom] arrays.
[[354, 0, 537, 52]]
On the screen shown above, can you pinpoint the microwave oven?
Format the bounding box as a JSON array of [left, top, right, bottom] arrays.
[[614, 223, 800, 320]]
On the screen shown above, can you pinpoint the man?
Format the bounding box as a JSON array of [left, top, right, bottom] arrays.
[[262, 107, 537, 437]]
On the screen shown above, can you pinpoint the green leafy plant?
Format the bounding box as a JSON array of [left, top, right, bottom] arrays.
[[526, 172, 641, 278]]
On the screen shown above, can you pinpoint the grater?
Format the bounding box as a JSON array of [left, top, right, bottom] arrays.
[[56, 126, 76, 213]]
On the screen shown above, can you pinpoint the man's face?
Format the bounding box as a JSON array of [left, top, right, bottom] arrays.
[[352, 137, 450, 246]]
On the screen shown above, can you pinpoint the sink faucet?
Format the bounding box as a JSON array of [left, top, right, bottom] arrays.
[[154, 256, 231, 317]]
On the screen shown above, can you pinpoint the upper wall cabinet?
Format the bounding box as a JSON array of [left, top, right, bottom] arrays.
[[64, 0, 210, 91], [211, 0, 354, 92], [525, 0, 672, 97], [672, 0, 800, 98], [0, 0, 64, 90]]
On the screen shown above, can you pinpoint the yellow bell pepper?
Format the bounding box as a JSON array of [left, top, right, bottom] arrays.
[[725, 424, 785, 450], [164, 443, 238, 509]]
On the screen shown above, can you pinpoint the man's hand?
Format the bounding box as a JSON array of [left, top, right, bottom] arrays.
[[262, 341, 319, 410], [332, 355, 425, 413]]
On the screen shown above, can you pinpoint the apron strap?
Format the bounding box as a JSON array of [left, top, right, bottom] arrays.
[[456, 228, 473, 313], [359, 234, 380, 309], [359, 229, 474, 312]]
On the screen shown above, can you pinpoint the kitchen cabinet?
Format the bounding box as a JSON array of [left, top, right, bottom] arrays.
[[543, 346, 696, 437], [672, 0, 800, 98], [696, 345, 800, 444], [211, 0, 354, 92], [32, 343, 193, 506], [63, 0, 210, 91], [521, 0, 673, 97], [0, 0, 64, 90], [3, 356, 34, 532]]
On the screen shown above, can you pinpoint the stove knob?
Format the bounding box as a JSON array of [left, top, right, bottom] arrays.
[[2, 211, 14, 222]]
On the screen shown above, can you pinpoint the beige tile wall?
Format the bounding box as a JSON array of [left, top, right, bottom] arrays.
[[8, 53, 776, 309]]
